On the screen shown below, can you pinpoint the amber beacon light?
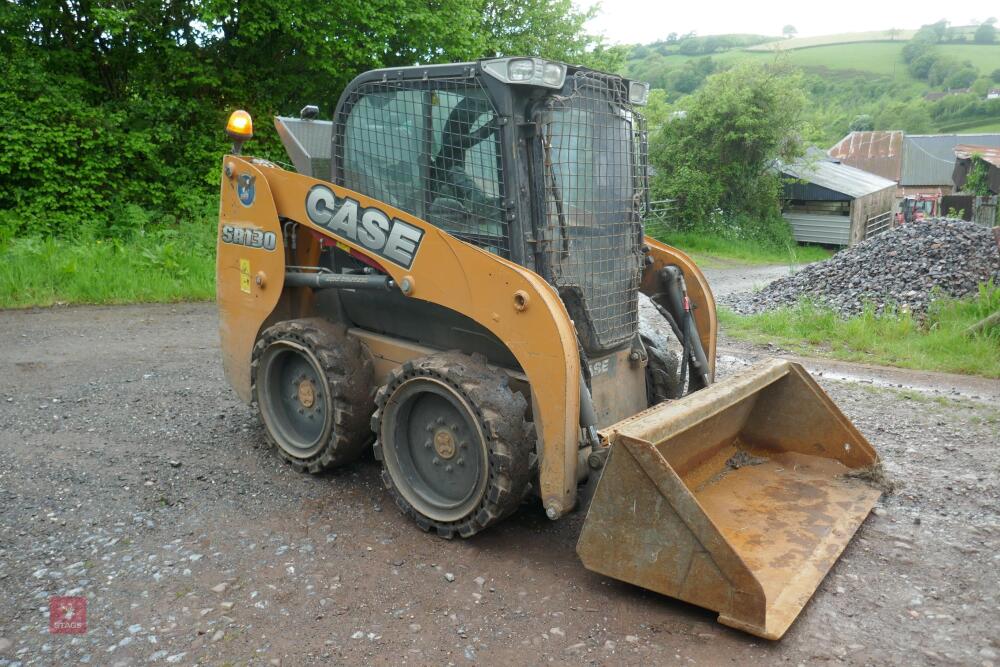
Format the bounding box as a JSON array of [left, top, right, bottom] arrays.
[[226, 110, 253, 154]]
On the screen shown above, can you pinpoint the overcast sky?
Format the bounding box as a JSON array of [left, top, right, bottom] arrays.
[[575, 0, 1000, 45]]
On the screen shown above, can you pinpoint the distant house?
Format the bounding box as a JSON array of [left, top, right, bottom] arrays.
[[779, 154, 896, 246], [829, 131, 1000, 199], [988, 89, 1000, 100], [922, 88, 970, 101]]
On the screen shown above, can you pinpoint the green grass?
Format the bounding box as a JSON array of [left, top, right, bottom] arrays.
[[653, 230, 834, 266], [935, 44, 1000, 74], [0, 222, 216, 308], [720, 283, 1000, 377], [747, 31, 917, 52], [654, 41, 1000, 84], [936, 119, 1000, 133]]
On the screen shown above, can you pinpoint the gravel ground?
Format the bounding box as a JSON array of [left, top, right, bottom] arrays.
[[1, 303, 999, 666], [698, 262, 802, 299], [725, 219, 1000, 317]]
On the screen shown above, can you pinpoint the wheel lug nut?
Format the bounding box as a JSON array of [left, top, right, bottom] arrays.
[[424, 440, 432, 449], [460, 442, 468, 450], [432, 457, 440, 466], [445, 465, 453, 473], [456, 458, 464, 466]]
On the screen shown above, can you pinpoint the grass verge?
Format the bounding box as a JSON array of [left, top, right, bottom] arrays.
[[0, 222, 216, 308], [719, 283, 1000, 378], [654, 230, 833, 266]]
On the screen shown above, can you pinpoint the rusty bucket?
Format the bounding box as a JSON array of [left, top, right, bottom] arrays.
[[577, 359, 881, 640]]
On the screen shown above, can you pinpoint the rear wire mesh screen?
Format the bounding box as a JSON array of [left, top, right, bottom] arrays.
[[542, 72, 647, 351], [334, 77, 509, 257]]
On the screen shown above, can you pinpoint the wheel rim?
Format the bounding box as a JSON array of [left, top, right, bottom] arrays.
[[258, 341, 331, 459], [381, 377, 488, 523]]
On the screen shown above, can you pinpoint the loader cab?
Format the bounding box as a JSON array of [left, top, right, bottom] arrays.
[[327, 59, 651, 357]]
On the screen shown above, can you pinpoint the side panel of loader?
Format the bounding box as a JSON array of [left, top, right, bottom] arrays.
[[217, 159, 287, 402], [578, 359, 881, 640], [217, 156, 585, 518]]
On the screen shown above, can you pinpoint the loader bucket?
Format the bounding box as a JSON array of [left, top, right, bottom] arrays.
[[577, 358, 881, 640]]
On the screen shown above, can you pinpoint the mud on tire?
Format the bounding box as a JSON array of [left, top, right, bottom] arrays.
[[251, 319, 375, 473], [372, 351, 533, 539]]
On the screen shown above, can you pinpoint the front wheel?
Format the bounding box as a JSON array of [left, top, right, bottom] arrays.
[[372, 352, 533, 538], [252, 319, 374, 473]]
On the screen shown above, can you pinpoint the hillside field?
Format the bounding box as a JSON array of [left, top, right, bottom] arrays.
[[747, 30, 917, 51], [646, 41, 1000, 82]]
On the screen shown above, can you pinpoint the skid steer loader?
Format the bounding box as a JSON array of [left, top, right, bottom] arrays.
[[216, 58, 882, 640]]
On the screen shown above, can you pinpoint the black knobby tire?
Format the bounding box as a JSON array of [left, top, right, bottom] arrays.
[[252, 319, 375, 473], [643, 331, 682, 404], [372, 352, 533, 539]]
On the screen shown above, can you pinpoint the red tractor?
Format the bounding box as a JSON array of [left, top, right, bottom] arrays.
[[896, 193, 940, 224]]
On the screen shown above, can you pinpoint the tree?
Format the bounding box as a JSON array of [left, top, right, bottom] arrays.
[[0, 0, 614, 236], [928, 56, 959, 86], [912, 20, 948, 45], [649, 61, 806, 239], [971, 76, 992, 96], [908, 51, 939, 79], [887, 27, 901, 41], [945, 65, 979, 89], [974, 22, 997, 43], [782, 25, 797, 39], [992, 68, 1000, 83], [666, 57, 716, 94], [902, 39, 931, 64], [875, 101, 932, 134], [678, 37, 702, 55], [850, 114, 875, 131]]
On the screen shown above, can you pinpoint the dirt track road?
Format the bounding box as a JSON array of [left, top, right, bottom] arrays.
[[1, 303, 998, 666]]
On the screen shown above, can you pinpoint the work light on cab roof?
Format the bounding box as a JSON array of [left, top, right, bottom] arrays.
[[225, 110, 253, 154]]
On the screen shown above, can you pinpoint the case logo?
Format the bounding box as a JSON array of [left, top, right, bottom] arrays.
[[237, 173, 255, 206], [305, 184, 423, 269]]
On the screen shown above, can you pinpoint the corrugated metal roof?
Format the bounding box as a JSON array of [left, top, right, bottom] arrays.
[[954, 144, 1000, 168], [780, 158, 896, 199], [901, 134, 1000, 185], [827, 131, 904, 182]]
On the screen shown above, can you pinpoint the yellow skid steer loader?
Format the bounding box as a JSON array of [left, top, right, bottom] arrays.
[[216, 59, 881, 640]]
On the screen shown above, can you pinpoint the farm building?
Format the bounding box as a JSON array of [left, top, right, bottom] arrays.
[[900, 134, 1000, 198], [779, 155, 896, 246], [827, 131, 904, 182], [829, 131, 1000, 199]]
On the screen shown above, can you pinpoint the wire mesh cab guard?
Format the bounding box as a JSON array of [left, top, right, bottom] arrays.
[[537, 71, 648, 353], [331, 75, 511, 258]]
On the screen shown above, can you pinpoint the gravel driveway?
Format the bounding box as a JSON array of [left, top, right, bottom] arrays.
[[1, 303, 998, 666]]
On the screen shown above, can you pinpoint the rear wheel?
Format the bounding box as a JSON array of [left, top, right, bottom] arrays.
[[373, 352, 532, 538], [252, 319, 374, 473]]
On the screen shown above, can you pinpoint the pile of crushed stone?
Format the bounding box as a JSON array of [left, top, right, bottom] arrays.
[[726, 218, 1000, 317]]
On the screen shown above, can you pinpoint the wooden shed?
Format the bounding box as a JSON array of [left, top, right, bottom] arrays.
[[780, 157, 897, 246]]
